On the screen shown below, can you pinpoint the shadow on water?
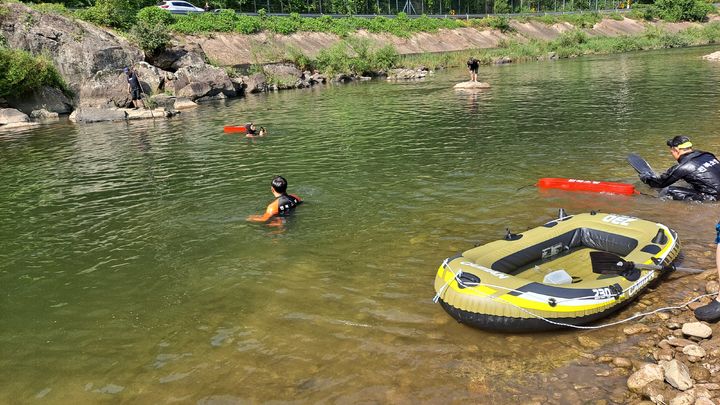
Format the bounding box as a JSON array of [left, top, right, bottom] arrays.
[[2, 46, 720, 402]]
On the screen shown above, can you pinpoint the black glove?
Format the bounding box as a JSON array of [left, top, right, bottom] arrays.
[[638, 173, 652, 183]]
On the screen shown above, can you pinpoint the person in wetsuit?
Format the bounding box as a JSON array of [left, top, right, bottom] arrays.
[[467, 57, 479, 82], [638, 135, 720, 201], [694, 219, 720, 322], [247, 176, 302, 222]]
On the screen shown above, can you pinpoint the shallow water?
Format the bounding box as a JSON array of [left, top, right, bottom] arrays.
[[3, 46, 720, 403]]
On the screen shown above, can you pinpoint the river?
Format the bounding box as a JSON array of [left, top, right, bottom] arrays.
[[2, 46, 720, 403]]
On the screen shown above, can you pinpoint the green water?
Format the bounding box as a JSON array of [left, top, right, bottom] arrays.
[[3, 47, 720, 403]]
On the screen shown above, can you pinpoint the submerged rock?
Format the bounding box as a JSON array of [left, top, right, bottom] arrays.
[[454, 81, 491, 90], [627, 363, 665, 393], [702, 51, 720, 61], [661, 359, 693, 391]]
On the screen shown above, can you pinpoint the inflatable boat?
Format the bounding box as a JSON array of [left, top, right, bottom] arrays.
[[433, 211, 680, 332]]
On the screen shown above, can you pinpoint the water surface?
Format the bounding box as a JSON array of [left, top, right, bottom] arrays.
[[2, 46, 720, 403]]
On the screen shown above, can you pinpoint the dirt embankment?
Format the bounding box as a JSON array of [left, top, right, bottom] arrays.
[[188, 17, 716, 67]]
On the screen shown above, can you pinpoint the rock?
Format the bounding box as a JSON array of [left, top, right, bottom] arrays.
[[668, 338, 696, 347], [668, 322, 683, 330], [263, 63, 303, 90], [134, 62, 167, 95], [578, 335, 602, 349], [78, 67, 165, 108], [126, 108, 177, 120], [243, 73, 267, 93], [386, 68, 428, 80], [0, 108, 30, 124], [173, 65, 236, 101], [454, 81, 492, 90], [682, 323, 713, 339], [641, 380, 671, 404], [149, 94, 176, 110], [30, 109, 59, 120], [657, 312, 672, 321], [662, 359, 694, 391], [702, 51, 720, 61], [694, 398, 714, 405], [5, 86, 73, 115], [653, 348, 674, 362], [0, 2, 142, 104], [151, 43, 206, 71], [627, 363, 665, 393], [690, 365, 712, 383], [668, 391, 694, 405], [548, 51, 558, 60], [613, 357, 633, 368], [69, 107, 127, 123], [624, 324, 652, 335], [173, 98, 197, 110], [682, 345, 706, 358], [494, 56, 513, 64], [705, 281, 719, 294]]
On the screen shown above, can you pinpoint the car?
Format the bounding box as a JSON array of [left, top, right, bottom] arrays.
[[157, 1, 205, 14]]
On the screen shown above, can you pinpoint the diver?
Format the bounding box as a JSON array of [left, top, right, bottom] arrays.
[[244, 123, 267, 138], [694, 219, 720, 322], [247, 176, 302, 222], [637, 135, 720, 201]]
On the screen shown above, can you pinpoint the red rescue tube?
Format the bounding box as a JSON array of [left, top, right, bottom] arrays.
[[223, 126, 248, 133], [538, 178, 637, 195]]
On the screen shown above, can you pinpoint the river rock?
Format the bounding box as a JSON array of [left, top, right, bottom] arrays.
[[624, 323, 652, 335], [627, 363, 665, 393], [681, 344, 706, 358], [243, 73, 268, 94], [386, 68, 428, 80], [5, 86, 73, 115], [682, 322, 712, 339], [702, 51, 720, 61], [151, 43, 206, 71], [668, 337, 695, 347], [694, 398, 714, 405], [578, 335, 601, 349], [612, 357, 633, 368], [0, 108, 31, 125], [126, 108, 177, 120], [173, 98, 197, 110], [30, 109, 59, 120], [263, 63, 303, 90], [653, 348, 674, 362], [705, 280, 719, 294], [641, 380, 671, 404], [661, 359, 694, 391], [173, 65, 236, 100], [69, 107, 127, 123], [0, 2, 142, 103], [454, 81, 492, 90], [668, 391, 694, 405]]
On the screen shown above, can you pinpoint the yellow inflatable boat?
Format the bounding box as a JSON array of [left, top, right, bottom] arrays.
[[433, 212, 680, 332]]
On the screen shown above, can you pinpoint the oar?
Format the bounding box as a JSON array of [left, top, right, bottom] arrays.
[[590, 251, 705, 275]]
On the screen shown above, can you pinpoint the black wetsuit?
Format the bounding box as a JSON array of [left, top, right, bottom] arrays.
[[641, 150, 720, 201], [467, 58, 479, 73], [272, 193, 302, 216], [245, 123, 257, 136]]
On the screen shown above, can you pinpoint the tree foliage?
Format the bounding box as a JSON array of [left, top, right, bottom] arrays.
[[0, 48, 67, 97]]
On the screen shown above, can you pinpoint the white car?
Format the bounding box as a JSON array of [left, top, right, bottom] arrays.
[[157, 1, 205, 14]]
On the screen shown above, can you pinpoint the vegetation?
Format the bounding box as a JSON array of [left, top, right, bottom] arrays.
[[0, 48, 67, 97]]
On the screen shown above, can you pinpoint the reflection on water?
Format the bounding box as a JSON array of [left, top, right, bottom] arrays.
[[2, 46, 720, 403]]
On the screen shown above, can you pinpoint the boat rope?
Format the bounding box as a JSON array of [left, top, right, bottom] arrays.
[[433, 261, 719, 330]]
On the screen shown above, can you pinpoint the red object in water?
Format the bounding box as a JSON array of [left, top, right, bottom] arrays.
[[537, 178, 637, 195], [223, 126, 247, 133]]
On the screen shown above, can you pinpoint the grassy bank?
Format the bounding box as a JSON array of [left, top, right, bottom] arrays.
[[397, 22, 720, 70], [0, 47, 67, 98]]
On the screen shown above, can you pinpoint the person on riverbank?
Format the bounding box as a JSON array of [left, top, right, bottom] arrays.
[[694, 220, 720, 322], [124, 67, 145, 110], [247, 176, 302, 223], [637, 135, 720, 201], [467, 57, 479, 82]]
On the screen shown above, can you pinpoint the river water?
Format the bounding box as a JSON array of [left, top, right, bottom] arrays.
[[3, 46, 720, 403]]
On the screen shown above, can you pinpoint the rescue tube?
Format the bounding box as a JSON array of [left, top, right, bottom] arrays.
[[538, 178, 637, 195], [433, 212, 680, 332], [223, 126, 247, 133]]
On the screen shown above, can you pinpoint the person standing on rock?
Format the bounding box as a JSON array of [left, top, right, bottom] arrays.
[[467, 57, 480, 82], [694, 220, 720, 322], [124, 66, 145, 110]]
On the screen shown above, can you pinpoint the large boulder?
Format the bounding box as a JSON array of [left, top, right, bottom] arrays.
[[0, 2, 143, 102], [263, 63, 303, 90], [69, 107, 127, 123], [151, 43, 207, 71], [5, 86, 73, 115], [0, 108, 31, 124], [242, 73, 267, 94], [172, 65, 236, 100], [78, 63, 169, 108]]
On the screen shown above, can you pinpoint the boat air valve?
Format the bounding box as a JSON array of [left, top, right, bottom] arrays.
[[558, 208, 568, 220], [505, 228, 522, 241], [548, 298, 557, 307]]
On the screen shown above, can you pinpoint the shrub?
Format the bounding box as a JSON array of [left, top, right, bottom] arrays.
[[315, 42, 350, 75], [627, 3, 658, 20], [554, 29, 588, 48], [31, 3, 71, 15], [0, 48, 67, 97], [131, 20, 170, 55], [235, 14, 262, 34], [75, 0, 134, 29], [372, 44, 399, 70], [136, 6, 173, 25], [655, 0, 713, 21]]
